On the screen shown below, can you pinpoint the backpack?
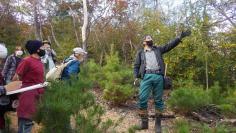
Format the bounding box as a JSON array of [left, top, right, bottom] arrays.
[[46, 60, 72, 81], [164, 76, 172, 90], [164, 63, 172, 90]]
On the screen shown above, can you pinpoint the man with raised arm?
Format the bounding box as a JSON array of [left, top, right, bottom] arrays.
[[133, 30, 191, 132]]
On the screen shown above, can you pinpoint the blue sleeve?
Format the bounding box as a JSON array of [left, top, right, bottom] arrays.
[[67, 61, 80, 75]]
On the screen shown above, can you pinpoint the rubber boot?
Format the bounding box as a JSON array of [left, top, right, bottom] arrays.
[[155, 110, 162, 133], [137, 117, 148, 130], [155, 116, 161, 133], [136, 109, 148, 130]]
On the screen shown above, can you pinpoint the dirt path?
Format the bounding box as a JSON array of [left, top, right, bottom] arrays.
[[96, 89, 177, 133], [102, 107, 176, 133], [7, 90, 175, 133]]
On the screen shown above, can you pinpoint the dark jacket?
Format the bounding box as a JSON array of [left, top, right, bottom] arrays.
[[0, 86, 6, 96], [134, 37, 182, 79]]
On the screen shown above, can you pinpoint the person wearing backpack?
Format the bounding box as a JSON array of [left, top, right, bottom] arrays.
[[61, 47, 87, 80], [133, 30, 191, 132], [13, 40, 45, 133], [2, 46, 23, 84]]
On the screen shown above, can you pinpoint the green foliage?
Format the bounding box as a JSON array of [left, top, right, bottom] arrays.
[[167, 86, 211, 113], [4, 115, 11, 132], [85, 59, 103, 86], [84, 54, 135, 105], [224, 89, 236, 107], [174, 119, 235, 133], [75, 105, 116, 133], [208, 82, 226, 105], [168, 82, 236, 118], [200, 123, 236, 133], [217, 104, 236, 118], [101, 52, 135, 104], [35, 75, 117, 133], [174, 119, 190, 133], [214, 88, 236, 117], [35, 78, 93, 133]]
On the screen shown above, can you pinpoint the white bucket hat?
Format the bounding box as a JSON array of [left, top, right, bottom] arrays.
[[0, 43, 7, 58], [73, 47, 87, 55]]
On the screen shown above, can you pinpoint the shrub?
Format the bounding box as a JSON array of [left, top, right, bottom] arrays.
[[217, 104, 236, 118], [208, 83, 222, 104], [101, 52, 135, 104], [85, 59, 103, 86], [167, 87, 211, 113], [224, 89, 236, 106], [174, 119, 235, 133], [35, 78, 94, 133], [35, 72, 117, 133], [174, 119, 190, 133], [215, 88, 236, 117], [195, 123, 233, 133], [75, 105, 117, 133]]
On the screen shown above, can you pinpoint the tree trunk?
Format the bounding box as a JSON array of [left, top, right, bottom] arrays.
[[204, 42, 209, 91], [68, 6, 80, 47], [39, 14, 44, 40], [82, 0, 88, 51], [73, 15, 80, 47], [49, 22, 60, 47], [33, 0, 41, 40]]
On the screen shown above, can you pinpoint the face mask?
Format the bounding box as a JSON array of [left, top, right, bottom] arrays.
[[146, 41, 153, 47], [37, 49, 46, 57], [15, 50, 23, 56]]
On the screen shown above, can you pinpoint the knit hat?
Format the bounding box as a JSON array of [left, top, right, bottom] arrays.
[[25, 40, 43, 54]]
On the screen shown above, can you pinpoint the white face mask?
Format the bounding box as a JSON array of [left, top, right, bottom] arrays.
[[15, 50, 23, 56]]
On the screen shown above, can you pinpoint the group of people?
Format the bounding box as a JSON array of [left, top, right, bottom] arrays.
[[0, 29, 191, 133], [0, 40, 87, 133]]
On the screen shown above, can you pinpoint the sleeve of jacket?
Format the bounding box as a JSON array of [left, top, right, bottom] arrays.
[[160, 37, 182, 54], [133, 50, 141, 78], [51, 49, 57, 57], [0, 86, 6, 96], [1, 56, 12, 78]]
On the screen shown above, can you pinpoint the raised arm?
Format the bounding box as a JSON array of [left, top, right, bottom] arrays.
[[160, 30, 191, 54]]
